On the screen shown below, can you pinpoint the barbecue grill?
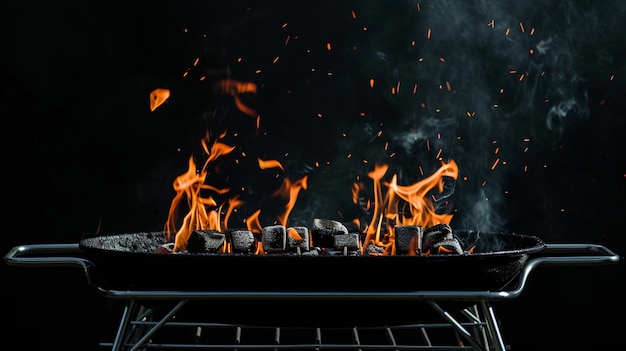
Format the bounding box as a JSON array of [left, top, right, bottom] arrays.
[[4, 231, 619, 351]]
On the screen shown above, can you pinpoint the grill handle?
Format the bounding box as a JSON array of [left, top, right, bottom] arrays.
[[3, 243, 98, 286], [503, 243, 620, 298]]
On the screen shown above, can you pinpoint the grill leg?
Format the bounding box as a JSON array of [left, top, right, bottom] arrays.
[[127, 300, 188, 351], [479, 301, 507, 351], [107, 300, 188, 351], [427, 301, 486, 351], [110, 299, 137, 351], [462, 305, 491, 347]]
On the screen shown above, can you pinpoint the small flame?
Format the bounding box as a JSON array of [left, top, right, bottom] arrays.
[[214, 79, 258, 118], [246, 209, 263, 236], [268, 176, 308, 227], [149, 88, 170, 111], [258, 158, 285, 171], [163, 131, 239, 251], [437, 246, 457, 254], [288, 227, 303, 241]]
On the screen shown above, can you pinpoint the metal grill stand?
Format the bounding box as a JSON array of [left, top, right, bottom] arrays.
[[4, 243, 619, 351], [102, 298, 506, 350]]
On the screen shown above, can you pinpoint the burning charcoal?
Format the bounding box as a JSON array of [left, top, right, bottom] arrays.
[[430, 238, 464, 255], [422, 223, 454, 253], [301, 247, 321, 256], [311, 218, 348, 248], [230, 230, 255, 253], [287, 226, 309, 253], [154, 242, 175, 254], [333, 233, 361, 252], [262, 225, 287, 253], [394, 225, 423, 255], [364, 243, 385, 256], [188, 230, 226, 253]]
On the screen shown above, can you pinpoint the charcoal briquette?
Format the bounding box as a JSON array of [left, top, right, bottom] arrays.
[[311, 218, 348, 248], [287, 226, 309, 252], [230, 230, 256, 253], [189, 230, 226, 253], [430, 238, 464, 255], [333, 233, 361, 251], [422, 223, 454, 252], [394, 225, 423, 255], [262, 225, 287, 252]]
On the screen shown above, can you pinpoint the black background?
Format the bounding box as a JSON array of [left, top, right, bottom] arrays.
[[2, 1, 624, 350]]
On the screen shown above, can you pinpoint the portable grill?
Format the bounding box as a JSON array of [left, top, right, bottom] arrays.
[[4, 232, 619, 351]]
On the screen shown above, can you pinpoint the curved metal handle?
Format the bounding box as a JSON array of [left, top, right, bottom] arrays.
[[4, 243, 98, 286], [502, 243, 621, 299]]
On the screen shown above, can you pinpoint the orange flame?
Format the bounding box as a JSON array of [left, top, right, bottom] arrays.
[[153, 77, 459, 255], [287, 227, 303, 241], [268, 176, 308, 227], [258, 158, 285, 171], [214, 79, 258, 118], [149, 88, 170, 111], [360, 160, 458, 255], [162, 123, 241, 250], [164, 150, 309, 252]]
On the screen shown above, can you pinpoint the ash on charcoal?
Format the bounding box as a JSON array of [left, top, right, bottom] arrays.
[[394, 225, 423, 255], [456, 231, 481, 252], [188, 230, 226, 253], [230, 230, 256, 253], [325, 248, 361, 256], [301, 247, 321, 256], [287, 226, 309, 253], [262, 225, 287, 253], [84, 232, 168, 253], [364, 244, 385, 255], [422, 223, 454, 253], [310, 218, 348, 248], [154, 242, 175, 254], [430, 238, 464, 255], [333, 233, 360, 251]]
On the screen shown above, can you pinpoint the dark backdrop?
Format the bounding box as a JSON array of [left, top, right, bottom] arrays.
[[2, 1, 624, 350]]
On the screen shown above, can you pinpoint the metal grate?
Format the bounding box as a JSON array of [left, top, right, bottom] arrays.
[[99, 301, 500, 350]]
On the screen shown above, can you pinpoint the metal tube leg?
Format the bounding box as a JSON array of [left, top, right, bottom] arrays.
[[111, 300, 137, 351], [427, 301, 485, 351], [479, 300, 506, 351], [462, 305, 490, 348], [127, 300, 188, 351]]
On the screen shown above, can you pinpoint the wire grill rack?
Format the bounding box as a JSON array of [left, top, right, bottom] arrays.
[[99, 299, 505, 351]]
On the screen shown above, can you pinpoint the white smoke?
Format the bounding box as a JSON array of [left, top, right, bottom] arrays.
[[180, 0, 625, 234], [342, 0, 621, 232]]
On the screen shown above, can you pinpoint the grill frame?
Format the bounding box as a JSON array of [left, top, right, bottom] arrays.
[[4, 241, 619, 350]]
